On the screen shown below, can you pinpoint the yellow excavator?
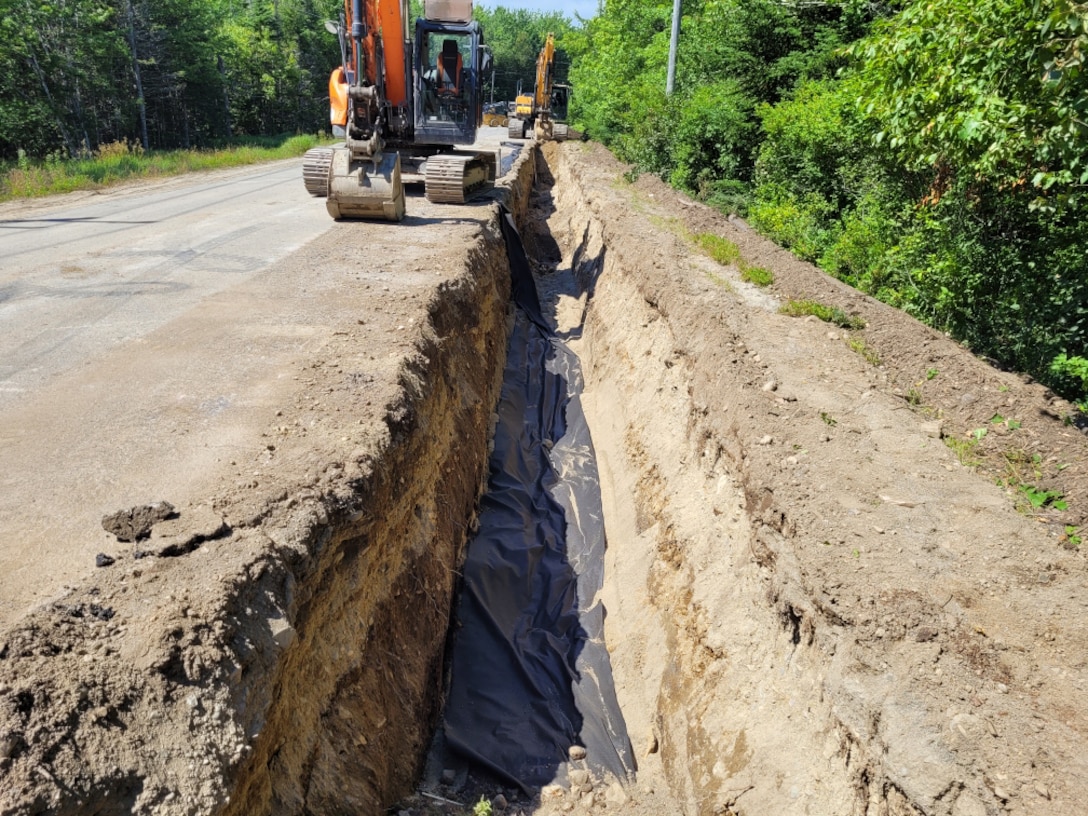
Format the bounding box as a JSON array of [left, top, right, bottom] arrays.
[[507, 33, 570, 142], [302, 0, 496, 220]]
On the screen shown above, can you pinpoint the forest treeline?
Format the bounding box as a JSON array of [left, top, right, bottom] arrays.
[[566, 0, 1088, 406], [0, 0, 568, 159], [0, 0, 341, 158], [3, 0, 1085, 405]]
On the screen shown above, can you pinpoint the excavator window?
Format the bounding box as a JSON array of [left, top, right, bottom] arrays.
[[420, 31, 471, 125]]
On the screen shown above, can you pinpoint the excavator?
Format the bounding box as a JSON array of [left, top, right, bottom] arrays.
[[507, 33, 569, 142], [302, 0, 495, 220]]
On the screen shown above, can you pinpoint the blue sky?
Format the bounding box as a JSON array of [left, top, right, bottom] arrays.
[[479, 1, 600, 22]]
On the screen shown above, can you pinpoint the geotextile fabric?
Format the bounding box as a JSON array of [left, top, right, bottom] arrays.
[[442, 209, 635, 790]]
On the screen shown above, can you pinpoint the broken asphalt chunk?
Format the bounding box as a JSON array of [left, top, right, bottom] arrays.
[[101, 501, 177, 542]]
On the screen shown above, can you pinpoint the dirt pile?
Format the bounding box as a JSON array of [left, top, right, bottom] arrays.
[[0, 151, 535, 815], [528, 141, 1087, 816]]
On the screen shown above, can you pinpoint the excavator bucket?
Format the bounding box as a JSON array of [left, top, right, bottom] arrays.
[[322, 148, 406, 222]]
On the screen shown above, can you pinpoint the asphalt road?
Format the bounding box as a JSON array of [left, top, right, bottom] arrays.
[[0, 131, 515, 625], [0, 160, 332, 409], [0, 159, 338, 619]]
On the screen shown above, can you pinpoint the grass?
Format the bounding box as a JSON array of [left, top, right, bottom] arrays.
[[848, 337, 882, 366], [740, 265, 774, 286], [945, 435, 982, 468], [1, 133, 328, 202], [694, 232, 742, 266], [690, 231, 775, 287], [779, 298, 865, 330]]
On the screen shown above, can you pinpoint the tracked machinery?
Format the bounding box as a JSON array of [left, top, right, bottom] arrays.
[[507, 33, 570, 142], [303, 0, 496, 220]]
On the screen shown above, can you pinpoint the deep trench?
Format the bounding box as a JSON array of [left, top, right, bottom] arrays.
[[223, 146, 873, 816], [3, 144, 1040, 816], [415, 199, 635, 801]]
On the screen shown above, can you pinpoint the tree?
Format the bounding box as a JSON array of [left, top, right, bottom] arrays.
[[474, 4, 574, 104], [851, 0, 1088, 207]]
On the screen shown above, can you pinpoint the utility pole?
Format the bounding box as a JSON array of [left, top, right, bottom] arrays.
[[666, 0, 681, 95]]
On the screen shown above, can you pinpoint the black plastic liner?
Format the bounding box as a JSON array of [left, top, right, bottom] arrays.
[[442, 209, 635, 791]]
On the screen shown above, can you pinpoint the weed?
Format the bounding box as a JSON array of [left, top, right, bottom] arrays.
[[694, 232, 742, 266], [989, 414, 1022, 430], [473, 797, 494, 816], [740, 265, 774, 286], [1019, 485, 1068, 511], [999, 449, 1043, 488], [945, 435, 981, 468], [848, 337, 882, 366], [820, 411, 837, 426], [688, 231, 774, 288], [1062, 525, 1082, 547], [906, 388, 923, 406], [926, 368, 939, 380], [779, 299, 865, 330]]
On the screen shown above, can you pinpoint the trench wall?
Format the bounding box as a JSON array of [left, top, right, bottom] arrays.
[[543, 143, 933, 816], [0, 149, 537, 816], [218, 152, 538, 814]]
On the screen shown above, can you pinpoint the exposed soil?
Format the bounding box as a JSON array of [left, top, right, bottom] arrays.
[[401, 141, 1088, 816], [1, 137, 1086, 816], [532, 142, 1087, 816]]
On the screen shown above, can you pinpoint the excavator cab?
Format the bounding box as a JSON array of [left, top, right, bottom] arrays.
[[413, 18, 487, 146]]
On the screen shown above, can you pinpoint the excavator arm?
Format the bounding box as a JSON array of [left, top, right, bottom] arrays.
[[534, 33, 555, 112], [302, 0, 409, 221]]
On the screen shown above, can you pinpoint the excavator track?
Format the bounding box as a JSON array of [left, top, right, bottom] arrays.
[[302, 147, 334, 197], [424, 154, 493, 204]]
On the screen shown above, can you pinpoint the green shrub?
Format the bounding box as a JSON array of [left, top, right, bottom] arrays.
[[747, 189, 837, 262], [667, 81, 755, 192]]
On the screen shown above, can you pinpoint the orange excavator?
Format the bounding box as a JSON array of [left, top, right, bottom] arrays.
[[302, 0, 495, 220]]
